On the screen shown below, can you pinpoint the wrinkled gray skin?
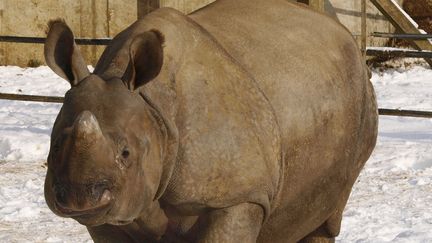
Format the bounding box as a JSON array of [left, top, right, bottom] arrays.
[[44, 0, 378, 242]]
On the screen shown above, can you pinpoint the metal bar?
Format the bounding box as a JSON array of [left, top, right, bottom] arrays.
[[379, 108, 432, 118], [0, 93, 64, 103], [75, 38, 111, 45], [0, 36, 112, 45], [372, 32, 432, 40], [1, 93, 432, 119], [366, 48, 432, 58]]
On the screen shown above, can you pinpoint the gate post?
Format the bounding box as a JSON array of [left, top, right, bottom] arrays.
[[309, 0, 325, 12], [361, 0, 367, 58]]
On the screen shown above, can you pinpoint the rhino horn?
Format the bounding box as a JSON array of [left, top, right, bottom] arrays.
[[72, 111, 104, 142]]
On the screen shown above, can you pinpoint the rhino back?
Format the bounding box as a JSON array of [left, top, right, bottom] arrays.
[[191, 0, 377, 240]]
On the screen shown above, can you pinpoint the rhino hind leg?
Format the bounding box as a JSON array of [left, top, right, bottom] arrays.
[[297, 224, 336, 243], [297, 226, 335, 243], [298, 209, 343, 243]]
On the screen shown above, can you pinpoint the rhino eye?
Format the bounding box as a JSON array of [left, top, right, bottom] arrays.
[[121, 148, 130, 159]]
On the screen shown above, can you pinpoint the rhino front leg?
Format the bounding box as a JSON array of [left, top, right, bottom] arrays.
[[196, 203, 264, 243], [87, 224, 137, 243], [87, 223, 158, 243]]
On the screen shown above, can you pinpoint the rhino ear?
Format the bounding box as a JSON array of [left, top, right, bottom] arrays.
[[122, 30, 164, 91], [44, 19, 90, 86]]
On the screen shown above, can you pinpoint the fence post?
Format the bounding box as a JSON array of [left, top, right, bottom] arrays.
[[309, 0, 325, 12], [137, 0, 160, 19], [361, 0, 367, 58]]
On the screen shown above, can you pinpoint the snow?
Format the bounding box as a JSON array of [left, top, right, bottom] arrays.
[[0, 66, 91, 242], [338, 65, 432, 242], [0, 65, 431, 242]]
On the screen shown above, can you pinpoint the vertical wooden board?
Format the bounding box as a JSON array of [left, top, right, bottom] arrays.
[[329, 0, 403, 48], [81, 0, 109, 65], [57, 0, 82, 33], [108, 0, 137, 37], [0, 0, 4, 65], [93, 0, 109, 38], [160, 0, 216, 14], [137, 0, 160, 18], [184, 0, 216, 14], [309, 0, 324, 12], [361, 0, 367, 57], [160, 0, 185, 13]]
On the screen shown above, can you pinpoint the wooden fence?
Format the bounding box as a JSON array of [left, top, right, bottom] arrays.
[[364, 0, 432, 66], [0, 0, 431, 119], [1, 92, 431, 118]]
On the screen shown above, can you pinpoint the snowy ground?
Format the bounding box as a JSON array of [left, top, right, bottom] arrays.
[[0, 65, 431, 242]]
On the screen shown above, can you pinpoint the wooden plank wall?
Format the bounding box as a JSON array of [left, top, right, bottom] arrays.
[[0, 0, 137, 66], [0, 0, 217, 66], [0, 0, 411, 66]]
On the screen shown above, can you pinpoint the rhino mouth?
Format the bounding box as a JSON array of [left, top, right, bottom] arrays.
[[54, 200, 112, 217], [51, 183, 114, 225], [54, 199, 113, 226]]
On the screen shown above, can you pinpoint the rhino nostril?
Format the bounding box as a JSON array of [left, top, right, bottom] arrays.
[[90, 183, 112, 204], [99, 189, 112, 204]]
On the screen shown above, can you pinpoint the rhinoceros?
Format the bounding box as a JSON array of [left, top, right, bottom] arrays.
[[43, 0, 378, 242]]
